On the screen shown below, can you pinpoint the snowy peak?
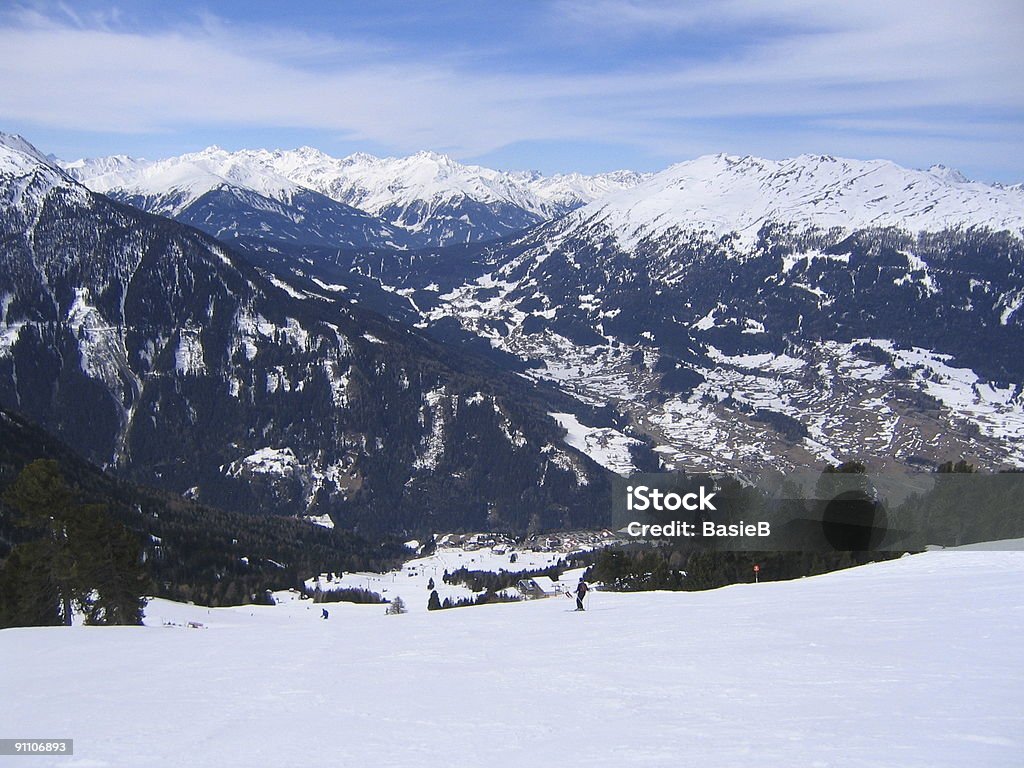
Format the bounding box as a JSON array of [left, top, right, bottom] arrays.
[[529, 169, 650, 213], [0, 133, 81, 205], [927, 164, 971, 184], [258, 148, 650, 244], [61, 153, 139, 177], [314, 151, 648, 218], [576, 153, 1024, 246], [63, 148, 302, 216], [0, 132, 54, 167], [269, 148, 544, 213]]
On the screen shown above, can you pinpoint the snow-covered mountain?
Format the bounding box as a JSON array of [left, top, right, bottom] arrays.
[[15, 129, 1024, 483], [567, 153, 1024, 247], [62, 146, 299, 210], [1, 132, 85, 208], [256, 148, 550, 245], [1, 134, 613, 534], [252, 147, 648, 239], [64, 146, 649, 247], [527, 168, 650, 213], [62, 146, 410, 249], [272, 153, 1024, 478]]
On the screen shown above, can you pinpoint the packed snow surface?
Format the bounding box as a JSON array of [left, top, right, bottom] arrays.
[[2, 549, 1021, 767]]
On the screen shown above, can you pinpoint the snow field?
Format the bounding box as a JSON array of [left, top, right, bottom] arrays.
[[1, 548, 1021, 767], [307, 544, 582, 612]]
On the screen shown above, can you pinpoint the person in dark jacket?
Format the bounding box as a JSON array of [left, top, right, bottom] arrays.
[[575, 579, 589, 611]]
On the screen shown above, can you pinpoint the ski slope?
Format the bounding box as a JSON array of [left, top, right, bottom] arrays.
[[1, 549, 1021, 767]]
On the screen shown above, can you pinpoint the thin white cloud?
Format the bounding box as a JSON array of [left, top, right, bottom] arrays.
[[0, 1, 1021, 177]]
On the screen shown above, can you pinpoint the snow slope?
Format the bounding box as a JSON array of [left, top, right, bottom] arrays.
[[0, 132, 56, 173], [2, 549, 1021, 767], [550, 411, 641, 475], [575, 153, 1024, 246]]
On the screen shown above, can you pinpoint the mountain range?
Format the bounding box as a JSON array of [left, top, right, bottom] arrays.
[[1, 133, 613, 537], [3, 130, 1024, 538], [245, 151, 1024, 478], [62, 146, 648, 248]]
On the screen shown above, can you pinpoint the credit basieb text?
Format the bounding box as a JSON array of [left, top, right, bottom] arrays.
[[624, 485, 771, 539], [625, 520, 772, 538]]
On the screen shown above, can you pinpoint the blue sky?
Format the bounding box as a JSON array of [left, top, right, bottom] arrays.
[[1, 0, 1022, 181]]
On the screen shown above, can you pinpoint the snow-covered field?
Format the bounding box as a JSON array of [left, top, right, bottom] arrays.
[[307, 541, 585, 611], [2, 549, 1022, 767]]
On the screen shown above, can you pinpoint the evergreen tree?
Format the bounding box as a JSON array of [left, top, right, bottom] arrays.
[[3, 460, 86, 625], [72, 505, 148, 625], [0, 541, 63, 626], [427, 590, 441, 611], [0, 460, 148, 627], [937, 459, 976, 473]]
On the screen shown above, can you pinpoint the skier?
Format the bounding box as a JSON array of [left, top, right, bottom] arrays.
[[574, 578, 589, 611], [321, 608, 329, 620]]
